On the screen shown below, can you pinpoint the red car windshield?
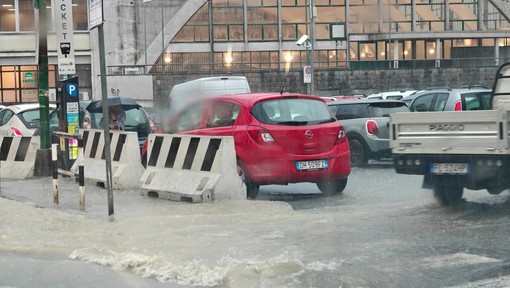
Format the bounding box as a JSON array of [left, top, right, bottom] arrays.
[[251, 98, 335, 126]]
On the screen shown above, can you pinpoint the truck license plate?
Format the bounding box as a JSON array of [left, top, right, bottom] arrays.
[[430, 163, 470, 174], [296, 160, 328, 171]]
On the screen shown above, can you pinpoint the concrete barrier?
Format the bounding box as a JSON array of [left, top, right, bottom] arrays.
[[140, 134, 246, 202], [0, 136, 39, 179], [71, 129, 144, 190]]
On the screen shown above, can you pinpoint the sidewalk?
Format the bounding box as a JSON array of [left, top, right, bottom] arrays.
[[0, 176, 168, 220]]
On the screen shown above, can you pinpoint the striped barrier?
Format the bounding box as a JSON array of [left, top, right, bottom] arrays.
[[70, 129, 144, 190], [140, 134, 246, 203], [0, 136, 39, 179]]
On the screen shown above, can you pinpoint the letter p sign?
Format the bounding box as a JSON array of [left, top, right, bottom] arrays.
[[66, 83, 78, 97]]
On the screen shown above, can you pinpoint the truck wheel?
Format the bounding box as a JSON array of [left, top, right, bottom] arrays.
[[317, 178, 348, 195], [349, 139, 368, 167], [237, 163, 259, 199], [433, 178, 463, 206]]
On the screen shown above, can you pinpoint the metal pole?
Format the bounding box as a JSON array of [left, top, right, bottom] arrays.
[[309, 0, 315, 95], [305, 0, 310, 94], [52, 143, 59, 205], [161, 0, 164, 54], [37, 0, 50, 149], [144, 3, 148, 74], [78, 137, 85, 211], [98, 23, 114, 216]]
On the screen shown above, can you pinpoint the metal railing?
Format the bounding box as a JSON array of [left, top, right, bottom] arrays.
[[107, 57, 509, 75]]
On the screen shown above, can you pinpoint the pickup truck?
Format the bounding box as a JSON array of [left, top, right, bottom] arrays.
[[390, 62, 510, 206]]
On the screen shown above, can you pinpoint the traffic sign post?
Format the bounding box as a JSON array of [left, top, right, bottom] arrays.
[[56, 76, 80, 169], [89, 0, 114, 217]]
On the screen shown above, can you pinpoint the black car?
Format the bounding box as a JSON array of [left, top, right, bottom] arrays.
[[49, 100, 152, 149]]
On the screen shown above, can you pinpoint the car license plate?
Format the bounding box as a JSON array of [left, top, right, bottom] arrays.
[[430, 163, 470, 174], [296, 160, 328, 171]]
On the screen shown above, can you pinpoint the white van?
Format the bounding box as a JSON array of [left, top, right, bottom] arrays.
[[168, 76, 251, 112]]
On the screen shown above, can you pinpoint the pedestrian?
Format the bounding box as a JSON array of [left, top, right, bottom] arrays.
[[109, 105, 126, 130]]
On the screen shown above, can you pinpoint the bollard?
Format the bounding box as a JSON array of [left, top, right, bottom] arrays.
[[52, 143, 59, 204], [52, 132, 85, 211], [78, 138, 85, 211]]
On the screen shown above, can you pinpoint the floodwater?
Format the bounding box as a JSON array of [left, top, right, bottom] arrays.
[[2, 165, 510, 288], [0, 177, 350, 288]]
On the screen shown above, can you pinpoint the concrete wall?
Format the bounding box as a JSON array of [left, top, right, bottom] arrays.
[[151, 66, 500, 106]]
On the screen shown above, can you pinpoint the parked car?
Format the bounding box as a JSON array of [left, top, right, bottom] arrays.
[[49, 99, 152, 149], [143, 93, 351, 199], [327, 99, 409, 167], [367, 90, 417, 100], [403, 88, 492, 112], [0, 103, 56, 136]]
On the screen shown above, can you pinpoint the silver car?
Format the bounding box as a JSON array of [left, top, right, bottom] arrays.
[[403, 88, 492, 112], [327, 99, 409, 167]]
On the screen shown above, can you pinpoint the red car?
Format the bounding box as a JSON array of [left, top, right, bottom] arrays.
[[142, 93, 351, 199]]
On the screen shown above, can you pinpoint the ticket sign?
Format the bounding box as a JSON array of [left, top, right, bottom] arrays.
[[55, 0, 76, 75]]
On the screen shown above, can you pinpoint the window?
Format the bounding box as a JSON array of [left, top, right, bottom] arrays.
[[252, 99, 334, 125], [433, 93, 450, 111], [170, 103, 206, 133], [334, 104, 367, 120], [410, 93, 436, 112], [462, 91, 492, 111], [0, 0, 16, 31], [368, 102, 409, 117], [0, 109, 14, 125], [206, 102, 240, 128]]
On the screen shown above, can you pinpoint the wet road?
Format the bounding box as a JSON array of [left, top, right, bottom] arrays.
[[1, 162, 510, 287]]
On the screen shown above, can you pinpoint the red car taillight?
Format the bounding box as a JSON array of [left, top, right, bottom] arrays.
[[366, 120, 379, 135], [11, 127, 22, 136], [335, 126, 347, 145], [454, 100, 462, 111], [247, 125, 275, 144]]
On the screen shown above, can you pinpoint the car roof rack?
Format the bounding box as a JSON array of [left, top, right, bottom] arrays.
[[455, 84, 489, 90], [424, 86, 452, 91]]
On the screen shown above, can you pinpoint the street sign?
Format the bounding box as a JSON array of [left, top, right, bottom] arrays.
[[55, 0, 76, 75], [89, 0, 103, 29], [303, 66, 312, 84]]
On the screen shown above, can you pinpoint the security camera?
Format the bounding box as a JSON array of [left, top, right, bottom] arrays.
[[296, 35, 309, 46]]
